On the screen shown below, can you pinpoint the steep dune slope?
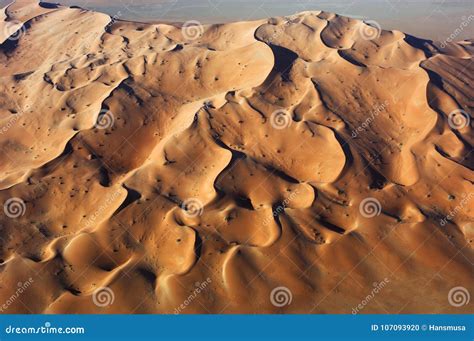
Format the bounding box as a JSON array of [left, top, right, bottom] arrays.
[[0, 3, 472, 314]]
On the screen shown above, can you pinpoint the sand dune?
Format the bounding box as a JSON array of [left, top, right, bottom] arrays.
[[0, 1, 472, 314]]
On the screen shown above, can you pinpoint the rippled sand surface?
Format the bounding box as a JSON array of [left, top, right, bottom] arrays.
[[0, 0, 472, 313]]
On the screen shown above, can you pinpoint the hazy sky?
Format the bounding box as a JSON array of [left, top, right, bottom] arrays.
[[2, 0, 473, 40]]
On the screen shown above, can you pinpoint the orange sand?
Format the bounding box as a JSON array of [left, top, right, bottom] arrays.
[[0, 0, 472, 314]]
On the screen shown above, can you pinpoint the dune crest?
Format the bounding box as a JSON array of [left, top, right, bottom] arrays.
[[0, 1, 472, 314]]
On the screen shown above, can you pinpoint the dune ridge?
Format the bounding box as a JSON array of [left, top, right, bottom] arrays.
[[0, 0, 472, 313]]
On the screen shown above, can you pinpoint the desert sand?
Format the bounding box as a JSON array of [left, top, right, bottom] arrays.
[[0, 0, 472, 314]]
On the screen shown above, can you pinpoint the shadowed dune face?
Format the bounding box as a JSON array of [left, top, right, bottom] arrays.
[[0, 1, 472, 314]]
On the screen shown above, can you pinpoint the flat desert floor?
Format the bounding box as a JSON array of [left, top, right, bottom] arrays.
[[0, 0, 472, 314]]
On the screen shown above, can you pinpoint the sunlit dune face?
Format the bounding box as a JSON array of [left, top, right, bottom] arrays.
[[0, 1, 472, 314]]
